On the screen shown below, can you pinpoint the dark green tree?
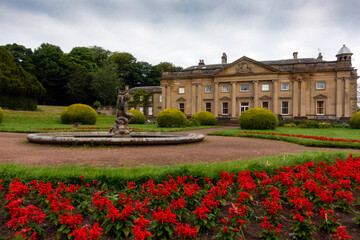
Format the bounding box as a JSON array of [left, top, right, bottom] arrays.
[[155, 62, 183, 72], [32, 43, 71, 105], [0, 47, 45, 110], [89, 46, 111, 67], [3, 43, 36, 74], [133, 61, 162, 86], [108, 52, 138, 88], [91, 62, 121, 106], [66, 65, 94, 104], [67, 47, 98, 73]]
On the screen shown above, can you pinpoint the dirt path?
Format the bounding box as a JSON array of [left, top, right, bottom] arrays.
[[1, 127, 359, 168]]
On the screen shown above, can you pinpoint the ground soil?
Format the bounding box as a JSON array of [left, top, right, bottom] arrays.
[[1, 126, 360, 168]]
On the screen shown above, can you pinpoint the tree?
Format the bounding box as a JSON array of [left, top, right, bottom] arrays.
[[89, 46, 111, 67], [91, 62, 121, 106], [67, 47, 98, 73], [108, 52, 138, 88], [0, 47, 45, 109], [3, 43, 36, 74], [32, 43, 70, 105], [155, 62, 183, 72], [133, 61, 162, 86], [66, 65, 94, 104]]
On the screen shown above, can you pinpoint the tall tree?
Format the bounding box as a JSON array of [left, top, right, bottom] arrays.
[[155, 62, 183, 72], [133, 61, 162, 86], [0, 47, 45, 109], [32, 43, 70, 105], [66, 65, 93, 104], [67, 47, 98, 73], [3, 43, 36, 75], [89, 46, 111, 67], [91, 62, 121, 106], [108, 52, 138, 88]]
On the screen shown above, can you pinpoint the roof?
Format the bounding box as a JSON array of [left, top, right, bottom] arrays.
[[337, 44, 352, 55]]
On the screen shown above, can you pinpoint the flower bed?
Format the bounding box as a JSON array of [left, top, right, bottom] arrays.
[[235, 131, 360, 144], [1, 155, 360, 239]]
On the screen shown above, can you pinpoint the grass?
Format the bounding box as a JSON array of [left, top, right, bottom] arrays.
[[209, 126, 360, 149], [0, 105, 221, 133], [0, 151, 354, 189]]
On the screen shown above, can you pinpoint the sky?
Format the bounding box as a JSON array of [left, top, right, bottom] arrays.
[[1, 0, 360, 71]]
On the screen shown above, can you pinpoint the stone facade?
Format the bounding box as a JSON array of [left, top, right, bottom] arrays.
[[128, 86, 162, 117], [161, 45, 358, 120]]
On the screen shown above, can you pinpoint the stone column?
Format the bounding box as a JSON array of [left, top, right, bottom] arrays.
[[214, 83, 219, 117], [197, 84, 202, 113], [272, 80, 278, 114], [191, 84, 196, 114], [166, 84, 171, 109], [300, 80, 306, 116], [336, 77, 343, 117], [231, 82, 237, 117], [344, 78, 350, 116], [292, 80, 299, 116], [253, 80, 259, 108], [161, 85, 166, 110]]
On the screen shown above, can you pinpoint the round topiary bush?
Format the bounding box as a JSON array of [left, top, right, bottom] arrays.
[[61, 104, 98, 125], [157, 108, 187, 127], [127, 109, 146, 124], [192, 111, 217, 126], [238, 107, 279, 130], [0, 107, 3, 124], [349, 112, 360, 129]]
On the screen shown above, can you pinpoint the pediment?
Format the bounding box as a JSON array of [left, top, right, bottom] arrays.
[[314, 94, 327, 99], [176, 97, 186, 102], [215, 56, 279, 76], [259, 95, 272, 100], [220, 96, 231, 101]]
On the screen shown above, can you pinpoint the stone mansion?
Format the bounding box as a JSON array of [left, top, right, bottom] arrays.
[[160, 45, 358, 120]]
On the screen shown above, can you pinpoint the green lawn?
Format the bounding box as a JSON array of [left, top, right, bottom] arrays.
[[209, 126, 360, 149], [0, 105, 221, 133]]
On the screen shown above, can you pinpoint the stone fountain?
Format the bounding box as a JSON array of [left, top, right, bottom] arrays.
[[27, 88, 205, 146]]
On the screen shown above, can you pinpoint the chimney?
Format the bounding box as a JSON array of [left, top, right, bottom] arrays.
[[221, 52, 227, 64], [198, 59, 205, 65], [293, 52, 298, 59]]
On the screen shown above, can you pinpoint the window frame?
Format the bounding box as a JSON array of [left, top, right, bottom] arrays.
[[205, 102, 211, 112], [179, 103, 185, 113], [240, 84, 250, 92], [222, 85, 229, 93], [281, 83, 290, 91], [222, 102, 229, 115], [240, 102, 250, 114], [262, 101, 269, 109], [281, 101, 289, 115], [179, 87, 185, 94], [316, 81, 325, 90], [316, 100, 325, 115], [261, 83, 270, 91], [205, 86, 212, 93]]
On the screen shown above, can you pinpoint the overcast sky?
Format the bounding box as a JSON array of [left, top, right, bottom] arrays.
[[1, 0, 360, 71]]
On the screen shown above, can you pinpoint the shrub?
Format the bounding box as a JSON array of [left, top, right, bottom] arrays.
[[157, 108, 187, 127], [349, 112, 360, 129], [61, 104, 98, 125], [0, 95, 38, 111], [300, 120, 320, 128], [127, 109, 146, 124], [93, 100, 101, 110], [0, 107, 3, 124], [238, 108, 279, 130], [192, 111, 217, 126], [187, 118, 200, 127]]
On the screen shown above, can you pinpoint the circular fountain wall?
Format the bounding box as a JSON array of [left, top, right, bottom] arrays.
[[27, 131, 205, 145]]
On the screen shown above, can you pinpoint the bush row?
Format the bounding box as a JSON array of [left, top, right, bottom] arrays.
[[0, 95, 38, 111]]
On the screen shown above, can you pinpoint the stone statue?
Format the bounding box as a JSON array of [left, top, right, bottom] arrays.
[[110, 90, 134, 137]]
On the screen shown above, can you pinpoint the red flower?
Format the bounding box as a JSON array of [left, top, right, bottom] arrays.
[[333, 226, 352, 240]]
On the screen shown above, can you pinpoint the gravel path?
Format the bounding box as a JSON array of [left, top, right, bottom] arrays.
[[1, 127, 359, 168]]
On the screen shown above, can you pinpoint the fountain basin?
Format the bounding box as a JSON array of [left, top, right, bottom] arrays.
[[27, 131, 205, 145]]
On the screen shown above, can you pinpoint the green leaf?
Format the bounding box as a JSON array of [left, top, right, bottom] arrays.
[[123, 227, 130, 237]]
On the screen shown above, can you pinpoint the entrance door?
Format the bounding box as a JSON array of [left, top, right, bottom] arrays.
[[240, 102, 250, 114]]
